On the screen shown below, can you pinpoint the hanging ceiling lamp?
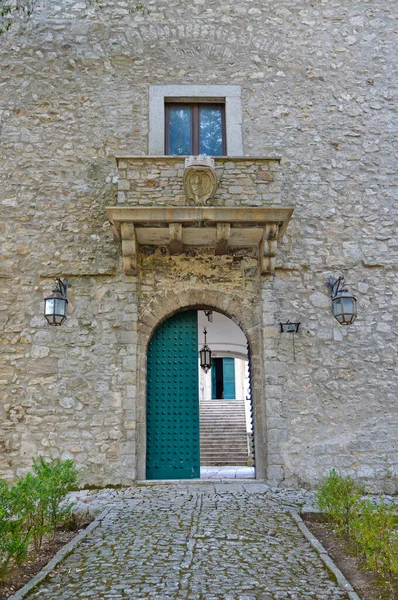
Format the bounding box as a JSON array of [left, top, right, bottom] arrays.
[[199, 327, 212, 373]]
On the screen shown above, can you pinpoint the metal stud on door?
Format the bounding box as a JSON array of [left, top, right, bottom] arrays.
[[146, 310, 200, 479]]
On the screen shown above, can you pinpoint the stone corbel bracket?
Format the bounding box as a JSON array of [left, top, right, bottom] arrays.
[[260, 223, 279, 274], [106, 206, 294, 275], [120, 222, 137, 275]]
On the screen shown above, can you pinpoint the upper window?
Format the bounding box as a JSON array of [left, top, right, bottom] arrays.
[[149, 85, 243, 156], [165, 102, 226, 156]]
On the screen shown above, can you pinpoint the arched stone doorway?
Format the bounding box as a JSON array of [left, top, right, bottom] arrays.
[[135, 289, 266, 480]]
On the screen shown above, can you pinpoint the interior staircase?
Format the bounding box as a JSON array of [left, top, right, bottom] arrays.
[[200, 397, 251, 466]]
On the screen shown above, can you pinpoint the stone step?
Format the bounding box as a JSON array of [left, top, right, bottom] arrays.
[[200, 404, 246, 409], [200, 412, 246, 416], [201, 452, 249, 459], [200, 406, 246, 409], [199, 396, 249, 466], [200, 437, 248, 443], [201, 436, 248, 441], [200, 404, 246, 407], [201, 460, 250, 466], [201, 432, 247, 436], [200, 416, 247, 422], [201, 461, 250, 466], [200, 406, 246, 410], [201, 438, 247, 443], [201, 450, 249, 455], [201, 446, 248, 451], [200, 414, 247, 418], [201, 455, 250, 459], [200, 427, 247, 432], [201, 418, 247, 422], [201, 449, 248, 453]]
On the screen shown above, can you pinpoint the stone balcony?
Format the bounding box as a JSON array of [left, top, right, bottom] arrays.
[[114, 156, 282, 207], [107, 156, 294, 275]]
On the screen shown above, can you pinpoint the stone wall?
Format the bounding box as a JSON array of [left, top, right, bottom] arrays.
[[0, 0, 397, 490]]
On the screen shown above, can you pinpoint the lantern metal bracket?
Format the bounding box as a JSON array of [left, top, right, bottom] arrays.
[[54, 277, 70, 298], [327, 276, 347, 299]]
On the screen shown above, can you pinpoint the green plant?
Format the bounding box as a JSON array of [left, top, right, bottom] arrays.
[[0, 481, 32, 580], [316, 468, 365, 534], [351, 499, 398, 580], [12, 471, 51, 550], [0, 458, 78, 580], [32, 458, 78, 530]]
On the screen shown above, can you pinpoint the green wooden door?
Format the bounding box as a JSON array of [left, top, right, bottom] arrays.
[[223, 357, 236, 399], [211, 357, 235, 399], [146, 310, 200, 479]]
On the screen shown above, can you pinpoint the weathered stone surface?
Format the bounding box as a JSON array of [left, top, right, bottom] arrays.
[[0, 0, 397, 490]]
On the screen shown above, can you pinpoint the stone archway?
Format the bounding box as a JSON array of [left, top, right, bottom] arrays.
[[135, 289, 266, 480]]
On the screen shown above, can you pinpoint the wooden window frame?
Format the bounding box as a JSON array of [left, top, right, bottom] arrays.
[[165, 101, 227, 156]]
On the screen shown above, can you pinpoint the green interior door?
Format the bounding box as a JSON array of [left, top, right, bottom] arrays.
[[223, 357, 236, 399], [146, 310, 200, 479], [211, 357, 236, 399]]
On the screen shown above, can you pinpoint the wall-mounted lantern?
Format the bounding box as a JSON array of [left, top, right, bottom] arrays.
[[279, 321, 300, 334], [327, 276, 357, 325], [199, 328, 212, 373], [44, 277, 70, 326], [279, 320, 301, 361]]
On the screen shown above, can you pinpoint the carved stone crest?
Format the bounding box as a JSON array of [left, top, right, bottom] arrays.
[[183, 155, 218, 205]]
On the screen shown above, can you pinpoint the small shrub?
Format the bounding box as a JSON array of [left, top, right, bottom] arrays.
[[351, 499, 398, 579], [0, 458, 78, 580], [316, 468, 365, 534], [32, 458, 78, 530], [12, 472, 51, 550], [0, 481, 31, 581]]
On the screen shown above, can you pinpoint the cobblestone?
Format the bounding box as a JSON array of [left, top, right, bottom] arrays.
[[29, 484, 349, 599]]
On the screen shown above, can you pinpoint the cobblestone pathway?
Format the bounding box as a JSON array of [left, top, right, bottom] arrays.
[[28, 484, 349, 600]]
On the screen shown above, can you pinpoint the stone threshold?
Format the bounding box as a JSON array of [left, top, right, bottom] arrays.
[[137, 479, 262, 485]]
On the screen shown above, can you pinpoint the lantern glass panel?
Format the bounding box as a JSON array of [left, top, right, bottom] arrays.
[[55, 299, 67, 317], [45, 299, 55, 315], [342, 297, 353, 313]]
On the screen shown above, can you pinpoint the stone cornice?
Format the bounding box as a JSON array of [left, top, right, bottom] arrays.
[[115, 155, 282, 163]]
